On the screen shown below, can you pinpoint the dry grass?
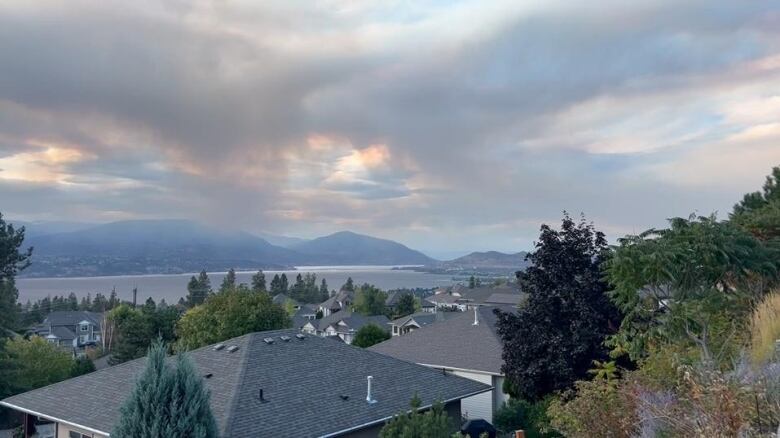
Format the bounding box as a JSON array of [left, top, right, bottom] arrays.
[[749, 291, 780, 366]]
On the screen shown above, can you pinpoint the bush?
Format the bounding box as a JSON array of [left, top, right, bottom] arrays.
[[352, 323, 391, 348], [547, 378, 638, 438], [494, 398, 560, 438]]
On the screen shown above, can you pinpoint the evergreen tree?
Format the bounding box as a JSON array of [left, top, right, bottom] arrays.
[[113, 341, 217, 438], [394, 293, 417, 318], [469, 276, 476, 289], [0, 213, 32, 332], [270, 274, 283, 294], [71, 356, 96, 377], [291, 274, 305, 301], [280, 273, 289, 293], [354, 284, 387, 316], [495, 213, 621, 400], [319, 279, 329, 302], [379, 395, 455, 438], [342, 277, 355, 292], [79, 293, 92, 311], [186, 271, 211, 306], [251, 270, 266, 292], [220, 268, 237, 293]]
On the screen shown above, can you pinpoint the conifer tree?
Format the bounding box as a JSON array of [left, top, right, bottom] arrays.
[[113, 341, 217, 438], [251, 270, 266, 292], [220, 268, 237, 293]]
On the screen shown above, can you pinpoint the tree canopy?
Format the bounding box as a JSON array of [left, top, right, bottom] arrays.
[[731, 165, 780, 241], [379, 395, 455, 438], [186, 270, 212, 307], [0, 214, 32, 332], [495, 213, 621, 400], [113, 341, 217, 438], [352, 323, 391, 348], [353, 284, 387, 316], [177, 285, 290, 350]]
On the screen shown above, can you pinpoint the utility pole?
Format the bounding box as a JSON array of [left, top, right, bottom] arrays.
[[132, 286, 138, 309]]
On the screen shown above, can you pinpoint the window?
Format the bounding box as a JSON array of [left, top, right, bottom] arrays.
[[69, 431, 91, 438], [80, 325, 89, 332]]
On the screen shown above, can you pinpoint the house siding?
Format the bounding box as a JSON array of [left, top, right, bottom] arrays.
[[451, 370, 493, 421]]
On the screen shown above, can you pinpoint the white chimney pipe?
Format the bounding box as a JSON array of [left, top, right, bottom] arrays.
[[473, 307, 479, 325], [366, 376, 377, 404]]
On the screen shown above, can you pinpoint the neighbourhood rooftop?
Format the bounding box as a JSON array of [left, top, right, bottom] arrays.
[[1, 328, 490, 438]]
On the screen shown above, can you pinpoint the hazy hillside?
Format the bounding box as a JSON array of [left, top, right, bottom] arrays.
[[443, 251, 530, 270], [291, 231, 435, 265], [17, 221, 437, 277]]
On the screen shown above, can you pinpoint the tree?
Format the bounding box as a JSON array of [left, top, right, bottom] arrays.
[[342, 277, 355, 292], [71, 356, 96, 377], [108, 304, 181, 365], [220, 268, 237, 293], [319, 279, 329, 302], [0, 214, 32, 332], [379, 395, 455, 438], [495, 213, 621, 400], [177, 285, 290, 350], [186, 270, 212, 307], [251, 270, 266, 292], [469, 276, 476, 289], [352, 323, 391, 348], [731, 165, 780, 241], [113, 341, 217, 438], [0, 337, 73, 394], [353, 284, 387, 316], [394, 293, 417, 318]]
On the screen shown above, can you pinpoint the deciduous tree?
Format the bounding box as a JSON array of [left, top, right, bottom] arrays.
[[352, 323, 391, 348]]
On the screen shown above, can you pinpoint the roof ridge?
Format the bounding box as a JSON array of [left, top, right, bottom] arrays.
[[220, 332, 255, 437]]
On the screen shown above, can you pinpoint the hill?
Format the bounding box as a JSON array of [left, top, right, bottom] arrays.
[[291, 231, 435, 266]]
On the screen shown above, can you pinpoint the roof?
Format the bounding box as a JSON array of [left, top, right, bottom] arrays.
[[43, 311, 102, 328], [1, 329, 490, 438], [484, 293, 523, 306], [420, 298, 435, 308], [389, 311, 456, 328], [319, 290, 354, 311], [272, 293, 300, 307], [369, 307, 506, 374], [49, 326, 76, 341], [456, 287, 523, 306], [318, 311, 390, 333], [427, 294, 461, 304]]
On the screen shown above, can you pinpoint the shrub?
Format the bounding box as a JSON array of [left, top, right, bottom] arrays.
[[750, 291, 780, 366], [494, 397, 560, 438], [547, 378, 638, 438]]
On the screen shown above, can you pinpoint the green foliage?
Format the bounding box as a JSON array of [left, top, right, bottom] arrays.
[[469, 276, 476, 289], [270, 273, 289, 295], [186, 270, 212, 307], [546, 378, 638, 438], [251, 269, 266, 292], [394, 293, 417, 318], [219, 268, 237, 293], [0, 214, 32, 332], [109, 304, 181, 365], [731, 165, 780, 241], [70, 356, 96, 377], [177, 285, 290, 350], [352, 323, 391, 348], [379, 395, 455, 438], [342, 277, 355, 292], [113, 341, 217, 438], [0, 337, 73, 394], [493, 398, 560, 438], [605, 215, 778, 361], [353, 284, 387, 316], [496, 213, 621, 400], [289, 273, 327, 303]]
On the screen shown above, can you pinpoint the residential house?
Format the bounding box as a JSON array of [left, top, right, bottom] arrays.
[[29, 311, 103, 353], [427, 286, 524, 312], [369, 306, 512, 422], [302, 311, 390, 345], [1, 329, 491, 438], [318, 289, 354, 317], [290, 304, 319, 330], [420, 298, 436, 313], [272, 293, 302, 310], [388, 311, 455, 337]]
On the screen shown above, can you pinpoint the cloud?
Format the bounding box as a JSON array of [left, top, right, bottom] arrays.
[[0, 0, 779, 253]]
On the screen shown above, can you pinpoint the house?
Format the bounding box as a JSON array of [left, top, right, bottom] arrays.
[[318, 289, 355, 317], [369, 306, 511, 422], [1, 329, 491, 438], [29, 311, 103, 353], [272, 293, 302, 310], [420, 298, 436, 313], [302, 311, 390, 345], [291, 304, 319, 330], [426, 293, 462, 311], [388, 311, 455, 337], [427, 287, 524, 312]]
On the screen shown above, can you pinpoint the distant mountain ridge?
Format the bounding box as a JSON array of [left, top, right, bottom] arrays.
[[442, 251, 530, 270], [16, 220, 437, 277]]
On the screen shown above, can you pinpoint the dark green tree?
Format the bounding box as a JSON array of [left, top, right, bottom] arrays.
[[108, 304, 181, 365], [379, 395, 455, 438], [186, 270, 211, 306], [354, 284, 387, 316], [495, 213, 621, 400], [71, 356, 96, 377], [251, 270, 266, 292], [352, 323, 391, 348], [0, 214, 32, 332], [319, 279, 329, 302], [394, 293, 417, 318], [469, 276, 476, 289], [342, 277, 355, 292], [220, 268, 237, 293], [113, 341, 217, 438], [280, 273, 289, 293], [731, 165, 780, 241]]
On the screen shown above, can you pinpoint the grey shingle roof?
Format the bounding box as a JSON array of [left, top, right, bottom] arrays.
[[317, 311, 390, 333], [369, 307, 506, 374], [43, 311, 102, 328], [484, 293, 523, 306], [2, 329, 489, 438], [389, 311, 456, 327]]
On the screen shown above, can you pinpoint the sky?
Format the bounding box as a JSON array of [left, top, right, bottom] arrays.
[[1, 0, 780, 259]]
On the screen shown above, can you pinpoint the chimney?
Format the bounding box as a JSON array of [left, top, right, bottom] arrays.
[[366, 376, 377, 404], [473, 307, 479, 326]]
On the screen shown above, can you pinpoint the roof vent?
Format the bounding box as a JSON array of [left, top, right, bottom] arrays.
[[472, 307, 479, 326], [366, 376, 377, 404], [296, 334, 306, 340], [263, 337, 275, 344], [258, 389, 268, 403], [213, 344, 225, 351], [280, 336, 291, 342], [227, 345, 240, 353], [203, 373, 213, 379], [339, 394, 350, 401]]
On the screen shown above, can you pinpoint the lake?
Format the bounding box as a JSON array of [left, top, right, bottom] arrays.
[[16, 266, 455, 304]]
